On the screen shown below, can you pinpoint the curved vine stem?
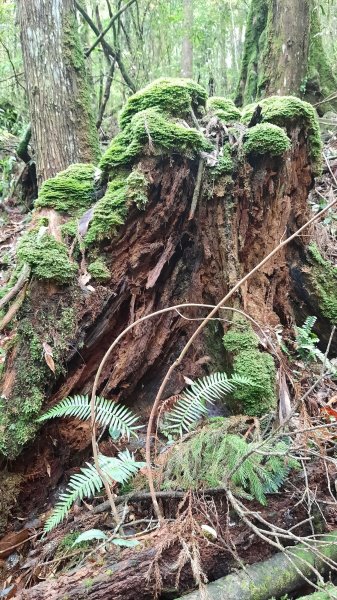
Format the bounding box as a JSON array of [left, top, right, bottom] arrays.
[[145, 190, 337, 523], [90, 304, 273, 522]]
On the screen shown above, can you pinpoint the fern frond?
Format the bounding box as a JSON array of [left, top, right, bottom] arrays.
[[44, 451, 144, 533], [37, 395, 141, 440], [302, 316, 317, 334], [165, 396, 208, 434], [43, 462, 103, 532], [164, 372, 257, 435]]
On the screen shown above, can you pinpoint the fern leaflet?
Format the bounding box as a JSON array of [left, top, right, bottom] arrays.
[[44, 451, 145, 532], [37, 395, 141, 440], [165, 372, 257, 434]]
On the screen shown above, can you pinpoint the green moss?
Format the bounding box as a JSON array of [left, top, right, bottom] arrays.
[[0, 472, 22, 535], [100, 108, 212, 173], [207, 97, 241, 123], [307, 3, 337, 113], [35, 164, 98, 214], [85, 178, 128, 244], [241, 96, 322, 174], [61, 218, 79, 239], [209, 143, 233, 177], [126, 169, 149, 209], [223, 327, 276, 416], [88, 258, 110, 282], [119, 77, 207, 129], [62, 11, 100, 162], [58, 532, 90, 550], [0, 300, 77, 458], [243, 123, 291, 157], [222, 327, 259, 352], [17, 229, 77, 283], [308, 243, 337, 323], [235, 0, 268, 106]]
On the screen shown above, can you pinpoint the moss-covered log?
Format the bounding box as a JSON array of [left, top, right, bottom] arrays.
[[176, 533, 337, 600]]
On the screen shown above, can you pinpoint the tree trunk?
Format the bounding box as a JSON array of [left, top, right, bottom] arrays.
[[181, 0, 193, 78], [236, 0, 337, 113], [17, 0, 99, 185]]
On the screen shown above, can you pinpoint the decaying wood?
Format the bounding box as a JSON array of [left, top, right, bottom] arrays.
[[0, 123, 322, 514]]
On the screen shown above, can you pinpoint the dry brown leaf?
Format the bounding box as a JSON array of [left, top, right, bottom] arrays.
[[43, 341, 55, 374]]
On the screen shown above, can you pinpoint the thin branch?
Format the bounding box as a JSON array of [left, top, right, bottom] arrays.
[[0, 39, 25, 91], [75, 1, 136, 92], [85, 0, 137, 57]]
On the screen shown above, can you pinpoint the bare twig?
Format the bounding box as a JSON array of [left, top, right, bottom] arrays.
[[85, 0, 137, 57]]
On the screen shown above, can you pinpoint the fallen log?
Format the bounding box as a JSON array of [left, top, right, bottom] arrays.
[[176, 533, 337, 600], [299, 585, 337, 599]]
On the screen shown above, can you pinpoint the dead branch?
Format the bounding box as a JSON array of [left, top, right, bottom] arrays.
[[0, 263, 31, 310]]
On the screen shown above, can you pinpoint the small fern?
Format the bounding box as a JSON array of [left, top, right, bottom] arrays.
[[44, 450, 145, 532], [160, 422, 299, 505], [164, 372, 259, 435], [295, 316, 336, 374], [38, 394, 141, 440]]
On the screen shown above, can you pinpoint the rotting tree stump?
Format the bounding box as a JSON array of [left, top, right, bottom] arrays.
[[0, 80, 335, 597]]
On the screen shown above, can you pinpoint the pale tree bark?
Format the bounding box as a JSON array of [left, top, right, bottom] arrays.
[[181, 0, 193, 78], [236, 0, 337, 113], [262, 0, 310, 97], [17, 0, 99, 185]]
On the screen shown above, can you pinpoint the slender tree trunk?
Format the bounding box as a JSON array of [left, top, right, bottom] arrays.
[[262, 0, 310, 98], [17, 0, 99, 185], [236, 0, 337, 113], [181, 0, 193, 78]]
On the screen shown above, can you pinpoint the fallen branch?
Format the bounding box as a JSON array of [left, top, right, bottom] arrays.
[[0, 282, 28, 331], [0, 263, 31, 311], [92, 487, 225, 514]]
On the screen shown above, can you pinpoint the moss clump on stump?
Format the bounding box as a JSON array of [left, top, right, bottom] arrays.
[[209, 143, 233, 177], [17, 229, 77, 283], [0, 300, 77, 459], [85, 178, 128, 244], [35, 163, 98, 214], [223, 326, 276, 416], [241, 96, 322, 174], [207, 97, 242, 123], [88, 258, 110, 282], [243, 123, 291, 157], [100, 107, 212, 173], [119, 77, 207, 129], [308, 243, 337, 324]]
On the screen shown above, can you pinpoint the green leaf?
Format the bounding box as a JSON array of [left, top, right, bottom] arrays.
[[111, 537, 140, 547], [73, 529, 108, 545]]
